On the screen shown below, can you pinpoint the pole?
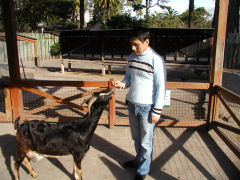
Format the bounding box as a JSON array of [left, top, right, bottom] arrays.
[[209, 0, 229, 124], [1, 0, 23, 122]]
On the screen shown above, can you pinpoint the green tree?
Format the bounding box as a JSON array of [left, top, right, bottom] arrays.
[[161, 7, 183, 27], [148, 7, 183, 28], [94, 0, 120, 20], [89, 0, 124, 27], [14, 0, 77, 32], [104, 14, 144, 29], [129, 0, 169, 25], [180, 7, 212, 28]]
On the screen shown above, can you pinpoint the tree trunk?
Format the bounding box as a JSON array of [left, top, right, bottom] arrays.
[[188, 0, 194, 28], [80, 0, 85, 29], [107, 1, 110, 20], [144, 0, 150, 26]]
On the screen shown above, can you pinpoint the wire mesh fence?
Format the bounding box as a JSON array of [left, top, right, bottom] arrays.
[[114, 88, 209, 125], [217, 95, 240, 150], [21, 86, 110, 122], [0, 86, 210, 125]]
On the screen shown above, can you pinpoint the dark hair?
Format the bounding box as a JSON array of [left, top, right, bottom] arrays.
[[129, 27, 150, 42]]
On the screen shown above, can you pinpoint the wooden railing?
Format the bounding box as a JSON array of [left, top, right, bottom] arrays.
[[0, 80, 116, 128], [215, 85, 240, 126], [212, 85, 240, 158], [1, 80, 211, 128]]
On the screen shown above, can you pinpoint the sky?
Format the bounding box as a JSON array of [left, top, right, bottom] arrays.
[[151, 0, 216, 14], [86, 0, 216, 22]]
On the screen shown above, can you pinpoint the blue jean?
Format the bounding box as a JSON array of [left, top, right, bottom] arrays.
[[128, 102, 156, 175]]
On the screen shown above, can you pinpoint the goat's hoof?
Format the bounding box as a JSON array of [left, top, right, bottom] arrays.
[[31, 172, 38, 178], [73, 172, 82, 180], [73, 176, 82, 180]]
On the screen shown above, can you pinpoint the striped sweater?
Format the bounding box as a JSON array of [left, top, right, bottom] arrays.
[[122, 47, 166, 118]]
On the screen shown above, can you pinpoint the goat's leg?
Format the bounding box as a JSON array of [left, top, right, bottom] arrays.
[[14, 150, 25, 180], [23, 157, 38, 178], [73, 158, 83, 180]]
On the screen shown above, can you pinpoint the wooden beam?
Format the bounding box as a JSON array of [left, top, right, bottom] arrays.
[[0, 81, 210, 90], [215, 85, 240, 105], [111, 120, 206, 127], [0, 80, 109, 87], [209, 0, 230, 124], [1, 0, 24, 122], [1, 0, 20, 81], [216, 93, 240, 127], [10, 87, 23, 122], [4, 88, 12, 122], [34, 41, 38, 67], [211, 0, 229, 86], [21, 86, 88, 113], [108, 79, 115, 129], [166, 82, 210, 89], [24, 87, 105, 116]]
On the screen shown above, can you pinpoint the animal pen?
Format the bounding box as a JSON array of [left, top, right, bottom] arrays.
[[0, 0, 239, 161]]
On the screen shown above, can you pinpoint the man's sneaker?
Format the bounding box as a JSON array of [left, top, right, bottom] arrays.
[[122, 160, 138, 168], [134, 173, 146, 180]]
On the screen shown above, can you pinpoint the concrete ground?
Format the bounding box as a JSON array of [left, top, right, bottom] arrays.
[[0, 123, 240, 180], [0, 59, 240, 179]]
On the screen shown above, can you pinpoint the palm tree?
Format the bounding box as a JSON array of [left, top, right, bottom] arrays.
[[162, 7, 182, 27], [95, 0, 120, 20], [188, 0, 194, 28], [80, 0, 84, 29]]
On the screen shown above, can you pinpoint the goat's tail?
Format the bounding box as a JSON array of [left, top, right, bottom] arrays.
[[14, 117, 21, 130]]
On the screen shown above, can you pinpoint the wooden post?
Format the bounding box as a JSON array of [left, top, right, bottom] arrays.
[[10, 87, 23, 122], [209, 0, 229, 124], [34, 40, 38, 67], [60, 60, 65, 73], [4, 88, 12, 122], [108, 79, 115, 129], [68, 62, 72, 71], [102, 64, 106, 76], [108, 65, 111, 74], [1, 0, 23, 122], [1, 0, 20, 81], [101, 36, 105, 76]]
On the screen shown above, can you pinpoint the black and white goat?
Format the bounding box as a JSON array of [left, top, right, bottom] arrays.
[[14, 88, 113, 180]]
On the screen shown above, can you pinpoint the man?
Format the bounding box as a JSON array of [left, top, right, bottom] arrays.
[[112, 28, 166, 180]]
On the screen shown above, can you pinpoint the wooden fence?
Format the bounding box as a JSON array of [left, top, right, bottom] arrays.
[[224, 33, 240, 69], [0, 31, 239, 69], [0, 33, 59, 64], [0, 80, 210, 128], [60, 28, 214, 65]]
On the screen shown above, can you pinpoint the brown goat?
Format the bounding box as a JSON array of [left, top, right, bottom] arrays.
[[14, 88, 113, 180]]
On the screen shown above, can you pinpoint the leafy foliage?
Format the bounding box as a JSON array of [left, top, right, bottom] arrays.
[[50, 42, 60, 56], [104, 14, 144, 29], [0, 0, 214, 32], [15, 0, 76, 32], [147, 6, 183, 28], [179, 7, 212, 28]]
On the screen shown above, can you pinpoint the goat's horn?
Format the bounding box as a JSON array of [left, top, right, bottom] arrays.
[[80, 96, 92, 106], [88, 96, 97, 114]]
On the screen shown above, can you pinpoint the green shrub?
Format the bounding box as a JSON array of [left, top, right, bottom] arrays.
[[50, 42, 60, 56]]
